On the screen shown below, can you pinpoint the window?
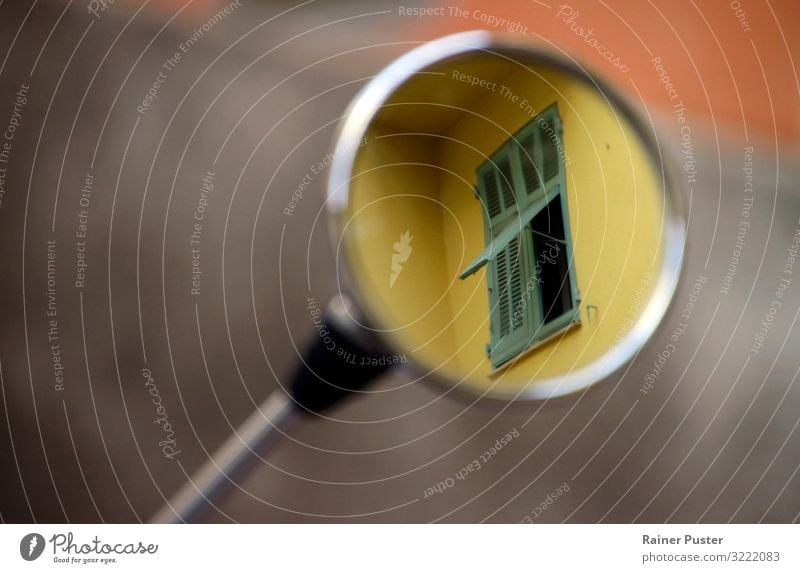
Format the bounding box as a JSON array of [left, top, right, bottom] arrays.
[[459, 104, 579, 368]]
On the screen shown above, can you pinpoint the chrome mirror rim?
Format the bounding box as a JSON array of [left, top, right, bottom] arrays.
[[325, 30, 687, 402]]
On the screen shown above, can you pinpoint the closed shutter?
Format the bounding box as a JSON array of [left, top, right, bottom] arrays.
[[519, 133, 540, 195], [488, 235, 530, 366], [497, 157, 516, 210], [481, 169, 503, 218], [515, 112, 562, 198], [539, 121, 560, 183], [478, 158, 516, 221]]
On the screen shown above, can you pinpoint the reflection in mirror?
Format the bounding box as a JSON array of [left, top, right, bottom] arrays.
[[329, 33, 684, 400]]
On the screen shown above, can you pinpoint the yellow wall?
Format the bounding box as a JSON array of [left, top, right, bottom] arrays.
[[345, 131, 458, 371], [345, 66, 664, 393], [438, 68, 663, 389]]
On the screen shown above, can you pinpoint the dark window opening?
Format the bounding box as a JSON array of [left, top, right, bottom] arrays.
[[530, 196, 573, 324]]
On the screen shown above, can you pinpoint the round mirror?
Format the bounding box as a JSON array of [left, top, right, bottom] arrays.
[[327, 30, 685, 401]]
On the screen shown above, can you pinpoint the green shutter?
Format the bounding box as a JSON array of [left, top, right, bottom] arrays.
[[460, 191, 554, 279], [539, 121, 560, 183], [497, 157, 516, 210], [477, 154, 517, 223], [518, 133, 541, 195], [488, 236, 530, 367], [469, 103, 579, 369], [481, 168, 502, 218]]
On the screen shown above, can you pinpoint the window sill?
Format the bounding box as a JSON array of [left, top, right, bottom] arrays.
[[488, 311, 582, 376]]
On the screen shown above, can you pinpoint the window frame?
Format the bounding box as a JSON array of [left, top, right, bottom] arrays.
[[467, 103, 580, 369]]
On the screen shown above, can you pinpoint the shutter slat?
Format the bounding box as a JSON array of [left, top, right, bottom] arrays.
[[540, 123, 559, 182], [498, 158, 515, 209], [507, 237, 524, 333], [496, 247, 510, 336], [519, 134, 540, 194], [482, 170, 502, 218], [496, 237, 525, 337]]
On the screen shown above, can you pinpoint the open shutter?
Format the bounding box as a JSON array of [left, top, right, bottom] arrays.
[[460, 191, 552, 279]]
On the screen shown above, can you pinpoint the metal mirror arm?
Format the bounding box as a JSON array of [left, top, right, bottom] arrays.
[[150, 295, 391, 523]]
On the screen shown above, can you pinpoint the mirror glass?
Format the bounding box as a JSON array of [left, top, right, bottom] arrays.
[[329, 33, 684, 400]]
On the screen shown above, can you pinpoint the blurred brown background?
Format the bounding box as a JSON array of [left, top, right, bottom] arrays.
[[0, 0, 798, 523]]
